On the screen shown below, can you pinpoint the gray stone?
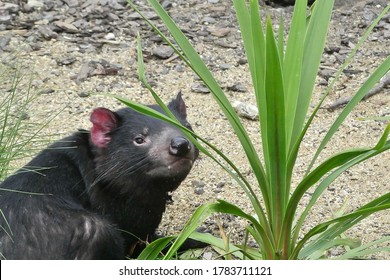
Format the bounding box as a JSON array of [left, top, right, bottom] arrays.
[[232, 100, 259, 120], [191, 83, 210, 94], [152, 46, 174, 59]]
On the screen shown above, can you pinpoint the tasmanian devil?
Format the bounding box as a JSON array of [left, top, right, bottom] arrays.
[[0, 93, 200, 259]]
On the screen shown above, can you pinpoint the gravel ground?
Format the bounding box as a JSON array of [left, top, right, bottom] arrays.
[[1, 0, 389, 259]]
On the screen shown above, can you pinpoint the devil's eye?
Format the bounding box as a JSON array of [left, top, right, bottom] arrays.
[[134, 135, 146, 145]]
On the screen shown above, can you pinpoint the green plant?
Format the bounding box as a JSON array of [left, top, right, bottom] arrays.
[[118, 0, 390, 259], [0, 62, 53, 181]]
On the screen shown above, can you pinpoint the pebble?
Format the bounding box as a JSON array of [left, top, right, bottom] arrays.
[[227, 82, 247, 92], [232, 100, 259, 120], [39, 88, 55, 95], [37, 26, 58, 40], [214, 40, 237, 48], [152, 46, 174, 59], [192, 180, 206, 195], [27, 0, 45, 9], [54, 21, 79, 33], [174, 64, 185, 72], [0, 33, 11, 50], [191, 83, 210, 94], [1, 3, 20, 13], [78, 92, 90, 98], [202, 16, 216, 24], [104, 33, 116, 40], [220, 63, 231, 70], [209, 27, 231, 37], [56, 56, 77, 66]]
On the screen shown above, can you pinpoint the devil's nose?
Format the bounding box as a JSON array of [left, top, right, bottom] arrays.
[[169, 136, 191, 156]]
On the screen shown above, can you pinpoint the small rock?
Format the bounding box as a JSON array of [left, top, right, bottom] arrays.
[[227, 82, 247, 92], [29, 41, 42, 51], [54, 21, 79, 33], [39, 88, 55, 95], [191, 83, 210, 94], [62, 0, 79, 8], [104, 33, 115, 40], [192, 180, 206, 195], [78, 92, 90, 98], [90, 60, 122, 76], [194, 186, 205, 195], [27, 0, 45, 9], [318, 77, 328, 86], [152, 46, 174, 59], [128, 11, 158, 20], [37, 25, 58, 40], [192, 180, 206, 187], [232, 100, 259, 120], [319, 68, 335, 80], [208, 27, 231, 37], [161, 1, 173, 9], [220, 63, 231, 70], [1, 3, 20, 13], [56, 56, 76, 66], [237, 57, 248, 65], [174, 64, 185, 72], [0, 33, 12, 50], [0, 15, 12, 25], [215, 40, 237, 48], [76, 63, 90, 84], [107, 13, 120, 21], [202, 16, 216, 24]]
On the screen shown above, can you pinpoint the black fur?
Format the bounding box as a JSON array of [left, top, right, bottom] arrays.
[[0, 94, 199, 259]]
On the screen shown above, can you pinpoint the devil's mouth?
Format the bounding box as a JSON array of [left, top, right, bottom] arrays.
[[167, 157, 193, 169], [146, 157, 194, 179]]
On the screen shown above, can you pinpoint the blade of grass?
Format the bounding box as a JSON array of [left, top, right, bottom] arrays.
[[264, 16, 287, 241], [290, 0, 334, 150], [284, 0, 307, 152], [335, 236, 390, 260], [137, 236, 175, 260]]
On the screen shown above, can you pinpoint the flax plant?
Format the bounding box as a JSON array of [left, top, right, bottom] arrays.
[[117, 0, 390, 259]]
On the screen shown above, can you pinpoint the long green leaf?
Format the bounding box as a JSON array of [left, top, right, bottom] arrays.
[[233, 1, 272, 213], [335, 236, 390, 260], [290, 0, 334, 150], [137, 236, 175, 260], [264, 16, 287, 240], [189, 231, 249, 260], [284, 0, 307, 151]]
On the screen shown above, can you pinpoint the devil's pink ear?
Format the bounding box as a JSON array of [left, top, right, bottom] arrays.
[[90, 108, 117, 148]]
